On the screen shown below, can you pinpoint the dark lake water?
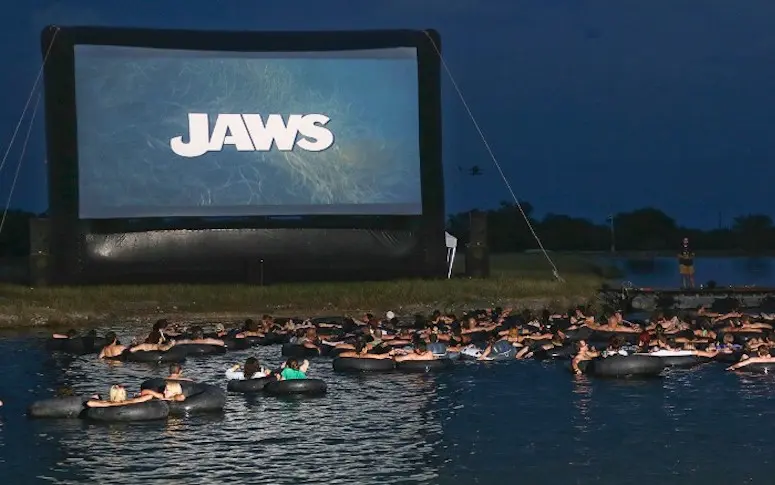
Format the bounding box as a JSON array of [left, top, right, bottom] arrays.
[[3, 329, 775, 483], [610, 256, 775, 288]]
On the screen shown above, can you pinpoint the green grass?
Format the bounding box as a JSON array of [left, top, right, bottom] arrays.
[[0, 253, 614, 327]]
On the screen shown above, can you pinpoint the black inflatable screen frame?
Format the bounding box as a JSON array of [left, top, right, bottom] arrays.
[[40, 26, 445, 284]]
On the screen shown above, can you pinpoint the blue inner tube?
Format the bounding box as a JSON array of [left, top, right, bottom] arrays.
[[264, 378, 327, 396], [281, 343, 321, 358], [586, 355, 665, 378], [84, 400, 170, 422], [227, 376, 275, 393], [488, 341, 516, 361], [28, 396, 88, 419], [396, 359, 454, 373], [332, 357, 395, 372]]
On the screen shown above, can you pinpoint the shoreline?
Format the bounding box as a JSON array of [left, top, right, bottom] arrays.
[[0, 295, 595, 332], [0, 253, 615, 331]]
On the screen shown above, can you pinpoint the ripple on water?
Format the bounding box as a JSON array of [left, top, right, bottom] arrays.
[[4, 330, 775, 484]]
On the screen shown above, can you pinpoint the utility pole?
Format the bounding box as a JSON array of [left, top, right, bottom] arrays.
[[608, 214, 616, 253]]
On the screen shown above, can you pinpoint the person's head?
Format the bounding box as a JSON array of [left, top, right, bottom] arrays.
[[758, 346, 770, 358], [723, 333, 735, 344], [305, 328, 317, 339], [109, 385, 127, 403], [353, 339, 367, 354], [163, 382, 183, 399], [244, 357, 261, 379], [576, 340, 588, 352], [608, 335, 624, 351], [551, 333, 563, 346], [154, 319, 169, 331], [414, 342, 427, 354], [683, 237, 689, 247], [639, 331, 651, 347], [215, 323, 226, 334], [105, 331, 117, 344], [285, 358, 300, 370], [191, 326, 204, 340], [429, 333, 439, 343], [169, 363, 182, 375]]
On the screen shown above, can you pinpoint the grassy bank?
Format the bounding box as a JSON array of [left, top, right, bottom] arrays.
[[0, 253, 614, 328]]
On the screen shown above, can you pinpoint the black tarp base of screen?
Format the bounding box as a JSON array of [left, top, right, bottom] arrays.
[[77, 228, 428, 284], [41, 26, 445, 285]]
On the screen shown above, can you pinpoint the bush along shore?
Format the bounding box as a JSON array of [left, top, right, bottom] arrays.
[[0, 253, 615, 329]]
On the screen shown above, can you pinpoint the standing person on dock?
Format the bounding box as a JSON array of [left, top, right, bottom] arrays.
[[678, 237, 695, 289]]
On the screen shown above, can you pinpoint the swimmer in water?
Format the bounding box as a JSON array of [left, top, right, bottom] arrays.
[[52, 329, 78, 339], [140, 382, 186, 402], [276, 358, 310, 380], [394, 342, 436, 362], [86, 385, 154, 408], [337, 339, 395, 359], [226, 357, 272, 380], [98, 331, 126, 359], [171, 326, 226, 347], [726, 346, 774, 371], [571, 340, 600, 375], [167, 363, 192, 381]]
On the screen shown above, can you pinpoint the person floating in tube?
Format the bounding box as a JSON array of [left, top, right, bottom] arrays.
[[678, 237, 695, 289]]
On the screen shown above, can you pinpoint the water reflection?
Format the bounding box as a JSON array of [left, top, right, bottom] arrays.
[[13, 332, 444, 485], [8, 330, 775, 483], [609, 256, 775, 287]]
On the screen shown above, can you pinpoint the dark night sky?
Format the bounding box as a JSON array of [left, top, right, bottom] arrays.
[[2, 0, 775, 228]]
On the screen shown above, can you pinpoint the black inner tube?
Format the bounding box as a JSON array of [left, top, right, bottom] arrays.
[[587, 355, 665, 378], [264, 379, 327, 396], [281, 343, 321, 358], [332, 357, 395, 372], [28, 396, 88, 419], [227, 376, 276, 393], [169, 384, 226, 415], [396, 359, 453, 373], [174, 344, 227, 356], [84, 400, 170, 422]]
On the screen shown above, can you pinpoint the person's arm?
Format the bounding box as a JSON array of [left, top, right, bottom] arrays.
[[572, 356, 583, 374], [225, 367, 244, 380], [87, 394, 153, 407], [394, 353, 417, 362], [98, 347, 106, 359], [52, 333, 71, 339], [478, 345, 493, 361], [140, 389, 165, 399], [727, 358, 762, 371]]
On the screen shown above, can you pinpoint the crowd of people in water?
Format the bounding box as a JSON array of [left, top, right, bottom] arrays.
[[21, 303, 775, 419]]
